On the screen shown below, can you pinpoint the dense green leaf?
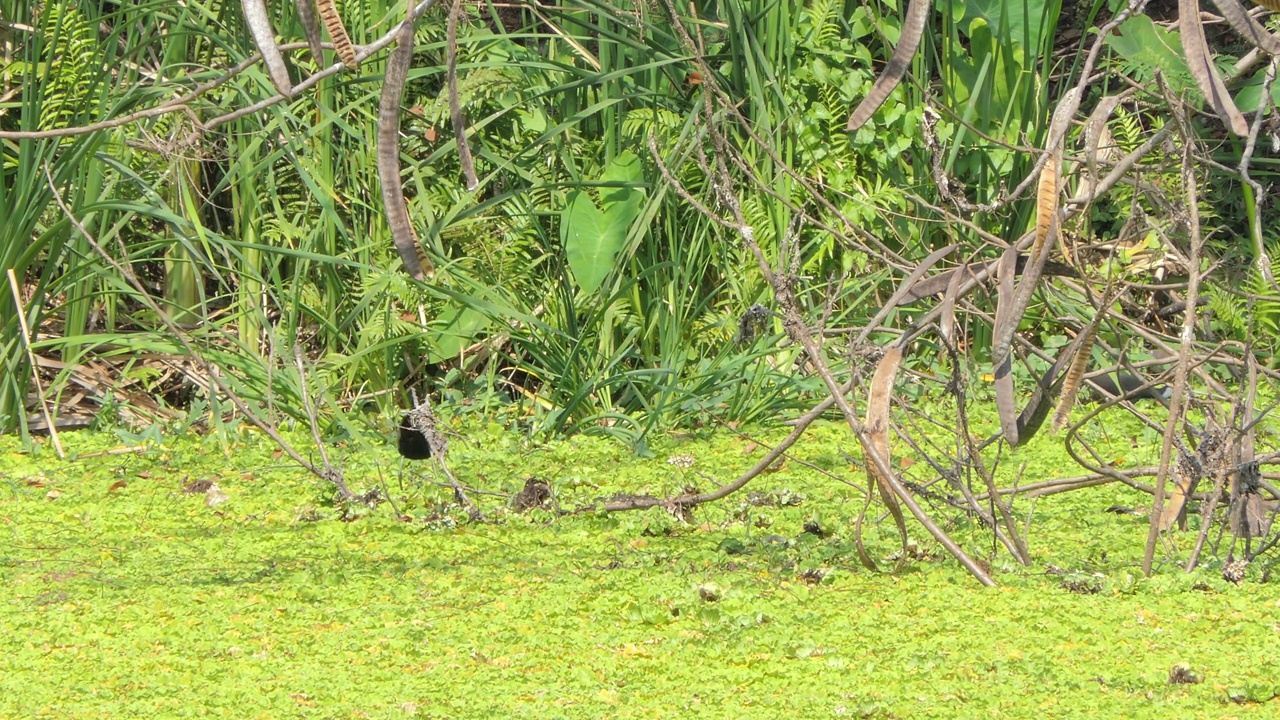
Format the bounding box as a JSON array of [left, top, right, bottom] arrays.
[[562, 152, 646, 295]]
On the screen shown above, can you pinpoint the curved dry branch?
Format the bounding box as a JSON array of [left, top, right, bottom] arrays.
[[447, 0, 479, 191], [295, 0, 325, 63], [599, 390, 847, 513], [241, 0, 293, 96], [378, 13, 431, 280], [847, 0, 932, 132]]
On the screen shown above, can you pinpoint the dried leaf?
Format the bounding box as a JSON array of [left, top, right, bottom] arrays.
[[205, 483, 229, 507]]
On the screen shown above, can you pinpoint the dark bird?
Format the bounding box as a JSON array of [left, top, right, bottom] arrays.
[[397, 414, 433, 459], [1089, 373, 1172, 403]]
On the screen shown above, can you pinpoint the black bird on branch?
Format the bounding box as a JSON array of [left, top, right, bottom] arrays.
[[398, 413, 434, 459]]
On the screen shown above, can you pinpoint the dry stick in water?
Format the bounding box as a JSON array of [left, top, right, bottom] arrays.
[[601, 390, 849, 512], [378, 12, 431, 280], [6, 269, 64, 458], [708, 161, 995, 586], [316, 0, 359, 68], [1180, 0, 1248, 135], [846, 0, 931, 132], [241, 0, 294, 96], [447, 0, 479, 191], [666, 0, 987, 585]]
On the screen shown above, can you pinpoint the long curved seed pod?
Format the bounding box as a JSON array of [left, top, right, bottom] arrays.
[[1050, 325, 1100, 432], [241, 0, 293, 96], [379, 13, 430, 280], [939, 261, 966, 345], [447, 0, 478, 191], [862, 346, 909, 555], [316, 0, 359, 68], [990, 91, 1077, 368], [1049, 284, 1124, 432], [992, 249, 1020, 446], [1181, 0, 1248, 135], [903, 256, 1078, 302], [295, 0, 324, 63], [847, 0, 931, 132], [1031, 150, 1059, 262], [857, 243, 957, 344], [1078, 94, 1124, 205], [1014, 345, 1074, 443], [1213, 0, 1280, 54]]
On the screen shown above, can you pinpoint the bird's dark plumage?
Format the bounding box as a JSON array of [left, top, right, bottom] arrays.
[[398, 414, 434, 459]]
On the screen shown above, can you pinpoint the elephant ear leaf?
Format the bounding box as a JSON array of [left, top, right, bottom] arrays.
[[563, 152, 645, 295]]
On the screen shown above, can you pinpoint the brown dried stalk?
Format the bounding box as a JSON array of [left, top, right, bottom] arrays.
[[240, 0, 293, 96], [447, 0, 479, 191], [378, 12, 432, 280], [1142, 90, 1207, 576]]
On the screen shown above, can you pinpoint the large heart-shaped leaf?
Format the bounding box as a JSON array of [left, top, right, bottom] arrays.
[[426, 303, 491, 363], [562, 152, 645, 295]]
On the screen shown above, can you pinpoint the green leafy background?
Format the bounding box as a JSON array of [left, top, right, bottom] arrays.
[[4, 419, 1280, 718]]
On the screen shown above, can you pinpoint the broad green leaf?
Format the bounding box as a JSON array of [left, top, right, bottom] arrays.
[[562, 152, 646, 295], [426, 303, 491, 363], [960, 0, 1049, 56], [1105, 15, 1195, 93]]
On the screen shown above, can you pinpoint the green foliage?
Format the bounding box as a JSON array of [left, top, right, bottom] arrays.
[[5, 425, 1280, 717], [1104, 14, 1194, 92], [562, 151, 646, 295]]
